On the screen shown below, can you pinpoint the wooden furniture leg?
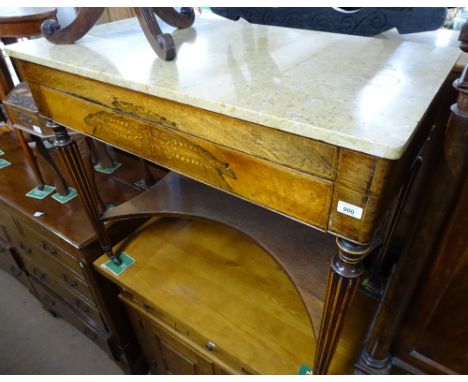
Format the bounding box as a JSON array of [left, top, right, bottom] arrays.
[[86, 137, 115, 169], [14, 129, 45, 190], [313, 238, 371, 374], [77, 136, 106, 213], [48, 120, 121, 265], [31, 134, 69, 196], [137, 158, 156, 189]]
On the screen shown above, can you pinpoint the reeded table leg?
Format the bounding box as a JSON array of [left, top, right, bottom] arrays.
[[313, 238, 371, 374], [32, 134, 69, 196], [14, 129, 45, 190], [48, 120, 121, 265]]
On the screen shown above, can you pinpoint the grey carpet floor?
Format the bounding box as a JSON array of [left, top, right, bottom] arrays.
[[0, 269, 122, 375]]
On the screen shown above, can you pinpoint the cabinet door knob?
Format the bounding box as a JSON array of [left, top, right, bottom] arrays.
[[83, 326, 97, 341], [206, 340, 216, 351], [33, 267, 45, 280]]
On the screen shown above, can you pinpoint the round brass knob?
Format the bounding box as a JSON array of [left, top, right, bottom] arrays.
[[206, 340, 216, 352]]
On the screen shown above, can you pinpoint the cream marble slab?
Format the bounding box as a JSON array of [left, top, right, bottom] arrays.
[[6, 13, 461, 159]]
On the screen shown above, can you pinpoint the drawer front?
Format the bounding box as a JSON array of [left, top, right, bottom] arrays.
[[0, 222, 12, 246], [5, 103, 47, 132], [32, 84, 333, 230], [0, 246, 30, 288], [8, 219, 82, 276], [20, 62, 339, 180], [0, 210, 19, 246], [125, 297, 234, 375], [36, 236, 82, 276], [21, 251, 95, 307], [35, 264, 106, 329], [122, 294, 244, 375], [30, 277, 113, 357]]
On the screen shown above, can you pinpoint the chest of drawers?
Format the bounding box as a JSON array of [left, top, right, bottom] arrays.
[[0, 130, 151, 372]]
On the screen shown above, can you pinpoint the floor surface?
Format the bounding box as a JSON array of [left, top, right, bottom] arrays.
[[0, 269, 122, 375]]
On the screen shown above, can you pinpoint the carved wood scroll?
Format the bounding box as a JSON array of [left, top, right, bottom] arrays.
[[210, 7, 447, 37], [41, 7, 195, 61]]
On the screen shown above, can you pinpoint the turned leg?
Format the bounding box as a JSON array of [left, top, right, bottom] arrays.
[[14, 129, 45, 190], [77, 137, 106, 213], [313, 238, 371, 375], [32, 134, 69, 196], [48, 120, 121, 265]]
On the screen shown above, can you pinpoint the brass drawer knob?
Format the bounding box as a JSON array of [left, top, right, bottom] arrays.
[[206, 340, 216, 352]]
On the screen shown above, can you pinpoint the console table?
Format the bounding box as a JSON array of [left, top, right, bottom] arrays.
[[5, 14, 460, 374]]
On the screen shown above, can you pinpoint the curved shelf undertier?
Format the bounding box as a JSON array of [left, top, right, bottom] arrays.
[[102, 171, 336, 335]]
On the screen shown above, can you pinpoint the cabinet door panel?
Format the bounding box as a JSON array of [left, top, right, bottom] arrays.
[[124, 299, 224, 375], [394, 180, 468, 374], [160, 340, 197, 375]]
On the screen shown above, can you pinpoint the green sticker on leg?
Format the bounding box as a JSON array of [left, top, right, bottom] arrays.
[[297, 364, 313, 375], [101, 252, 135, 276], [43, 140, 54, 149], [26, 185, 56, 199], [94, 162, 122, 175], [0, 158, 11, 169], [52, 187, 78, 204]]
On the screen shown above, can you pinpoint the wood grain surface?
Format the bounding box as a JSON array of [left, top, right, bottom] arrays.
[[95, 217, 316, 374]]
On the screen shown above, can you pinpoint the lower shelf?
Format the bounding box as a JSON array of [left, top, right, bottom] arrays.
[[95, 217, 317, 374], [102, 172, 337, 334]]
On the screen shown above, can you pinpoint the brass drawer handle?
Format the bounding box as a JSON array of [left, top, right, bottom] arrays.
[[63, 274, 78, 288], [10, 265, 21, 277], [83, 327, 97, 341], [18, 111, 33, 126], [40, 240, 58, 256], [44, 294, 56, 306], [76, 299, 90, 313], [19, 242, 32, 255], [206, 340, 216, 352], [32, 267, 46, 280]]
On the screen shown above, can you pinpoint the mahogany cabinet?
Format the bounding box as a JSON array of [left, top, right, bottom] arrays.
[[355, 55, 468, 375], [390, 169, 468, 374]]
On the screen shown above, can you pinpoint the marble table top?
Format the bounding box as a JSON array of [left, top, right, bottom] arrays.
[[6, 13, 461, 159]]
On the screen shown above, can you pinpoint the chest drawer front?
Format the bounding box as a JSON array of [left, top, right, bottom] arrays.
[[21, 251, 95, 306], [8, 219, 82, 276], [5, 103, 47, 134], [35, 237, 82, 276], [0, 222, 12, 245], [39, 266, 105, 329], [0, 246, 30, 288], [30, 277, 113, 357]]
